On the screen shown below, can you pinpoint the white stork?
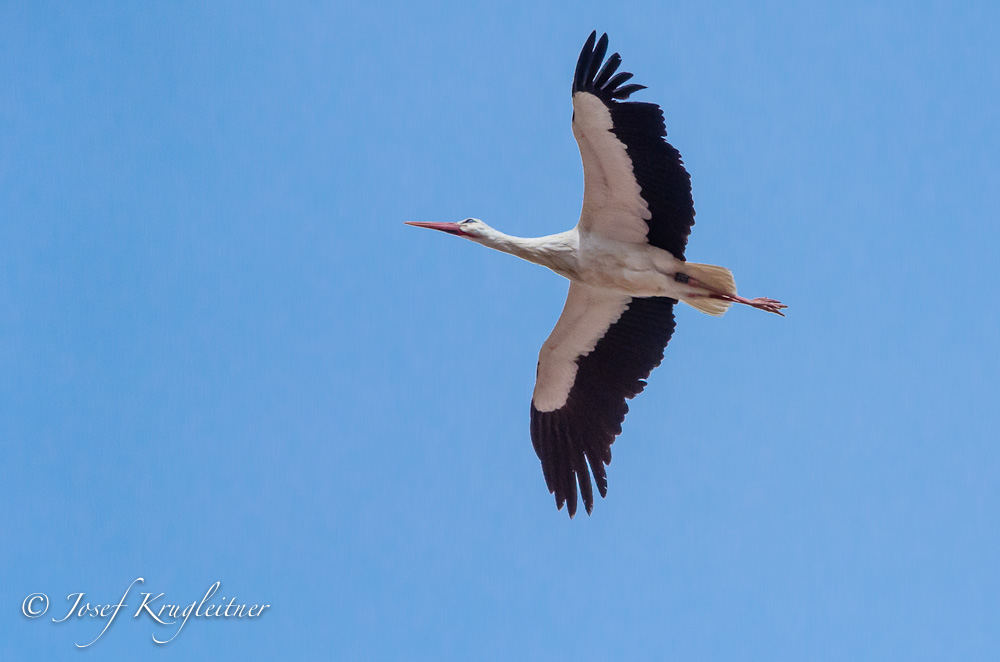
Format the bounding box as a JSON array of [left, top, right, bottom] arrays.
[[407, 32, 786, 517]]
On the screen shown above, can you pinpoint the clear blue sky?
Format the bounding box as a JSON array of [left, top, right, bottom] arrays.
[[3, 1, 999, 659]]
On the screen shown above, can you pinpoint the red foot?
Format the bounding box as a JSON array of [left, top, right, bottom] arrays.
[[745, 297, 787, 316], [688, 277, 788, 316], [710, 293, 787, 316], [687, 278, 788, 317]]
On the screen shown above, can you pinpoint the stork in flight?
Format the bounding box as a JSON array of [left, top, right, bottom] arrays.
[[407, 32, 786, 517]]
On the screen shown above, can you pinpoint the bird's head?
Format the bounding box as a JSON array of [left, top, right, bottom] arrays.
[[405, 218, 490, 241]]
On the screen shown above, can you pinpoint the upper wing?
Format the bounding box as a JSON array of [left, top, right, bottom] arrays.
[[572, 31, 695, 260], [530, 283, 677, 517]]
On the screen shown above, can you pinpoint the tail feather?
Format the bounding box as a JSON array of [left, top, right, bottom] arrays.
[[680, 262, 736, 317]]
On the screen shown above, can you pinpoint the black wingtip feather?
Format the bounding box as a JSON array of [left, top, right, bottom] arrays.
[[587, 33, 609, 85], [573, 31, 598, 94], [604, 71, 634, 91], [575, 451, 594, 515], [612, 83, 647, 100], [573, 31, 645, 102], [594, 53, 622, 89]]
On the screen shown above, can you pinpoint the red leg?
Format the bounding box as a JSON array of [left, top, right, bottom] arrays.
[[688, 278, 788, 316]]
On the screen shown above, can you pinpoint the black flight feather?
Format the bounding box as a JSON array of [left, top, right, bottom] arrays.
[[570, 31, 695, 261], [530, 297, 677, 517]]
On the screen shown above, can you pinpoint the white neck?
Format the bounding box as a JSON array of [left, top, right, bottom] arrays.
[[473, 226, 579, 278]]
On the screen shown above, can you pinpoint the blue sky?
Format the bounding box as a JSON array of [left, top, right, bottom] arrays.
[[3, 1, 999, 659]]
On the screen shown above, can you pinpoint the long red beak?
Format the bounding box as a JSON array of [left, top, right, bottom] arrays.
[[404, 221, 465, 236]]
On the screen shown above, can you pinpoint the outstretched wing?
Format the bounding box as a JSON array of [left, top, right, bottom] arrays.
[[530, 283, 677, 517], [571, 31, 695, 260]]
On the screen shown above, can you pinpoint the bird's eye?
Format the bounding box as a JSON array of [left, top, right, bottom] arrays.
[[462, 219, 474, 225]]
